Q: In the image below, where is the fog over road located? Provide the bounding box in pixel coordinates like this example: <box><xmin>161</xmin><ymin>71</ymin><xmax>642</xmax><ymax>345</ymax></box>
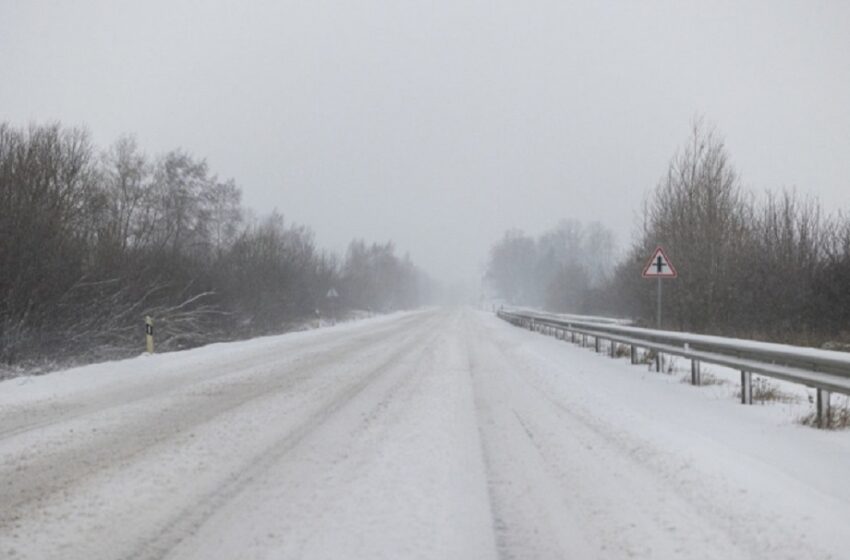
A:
<box><xmin>2</xmin><ymin>309</ymin><xmax>849</xmax><ymax>559</ymax></box>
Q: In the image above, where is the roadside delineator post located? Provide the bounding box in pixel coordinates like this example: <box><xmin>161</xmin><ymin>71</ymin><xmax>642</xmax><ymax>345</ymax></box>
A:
<box><xmin>145</xmin><ymin>316</ymin><xmax>154</xmax><ymax>354</ymax></box>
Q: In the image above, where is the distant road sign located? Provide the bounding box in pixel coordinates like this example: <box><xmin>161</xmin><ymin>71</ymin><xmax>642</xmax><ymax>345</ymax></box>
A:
<box><xmin>642</xmin><ymin>246</ymin><xmax>678</xmax><ymax>278</ymax></box>
<box><xmin>326</xmin><ymin>287</ymin><xmax>339</xmax><ymax>299</ymax></box>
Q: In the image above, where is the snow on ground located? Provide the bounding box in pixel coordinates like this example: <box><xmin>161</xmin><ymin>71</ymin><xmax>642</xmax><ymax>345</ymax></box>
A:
<box><xmin>1</xmin><ymin>308</ymin><xmax>850</xmax><ymax>559</ymax></box>
<box><xmin>484</xmin><ymin>318</ymin><xmax>850</xmax><ymax>558</ymax></box>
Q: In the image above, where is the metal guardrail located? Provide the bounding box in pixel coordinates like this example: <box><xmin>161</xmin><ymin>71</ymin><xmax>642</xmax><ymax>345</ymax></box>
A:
<box><xmin>498</xmin><ymin>309</ymin><xmax>850</xmax><ymax>429</ymax></box>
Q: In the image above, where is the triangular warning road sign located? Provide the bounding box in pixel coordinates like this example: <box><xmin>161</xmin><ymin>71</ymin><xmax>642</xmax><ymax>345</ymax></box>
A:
<box><xmin>642</xmin><ymin>246</ymin><xmax>677</xmax><ymax>278</ymax></box>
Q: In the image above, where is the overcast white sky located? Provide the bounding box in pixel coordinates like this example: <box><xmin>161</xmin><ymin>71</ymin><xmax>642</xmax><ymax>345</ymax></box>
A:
<box><xmin>2</xmin><ymin>1</ymin><xmax>849</xmax><ymax>284</ymax></box>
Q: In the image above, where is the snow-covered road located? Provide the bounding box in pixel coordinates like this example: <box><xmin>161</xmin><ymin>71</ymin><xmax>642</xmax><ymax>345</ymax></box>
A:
<box><xmin>2</xmin><ymin>308</ymin><xmax>850</xmax><ymax>559</ymax></box>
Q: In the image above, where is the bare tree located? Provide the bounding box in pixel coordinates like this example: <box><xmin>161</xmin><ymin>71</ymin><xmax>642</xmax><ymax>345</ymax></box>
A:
<box><xmin>0</xmin><ymin>121</ymin><xmax>429</xmax><ymax>373</ymax></box>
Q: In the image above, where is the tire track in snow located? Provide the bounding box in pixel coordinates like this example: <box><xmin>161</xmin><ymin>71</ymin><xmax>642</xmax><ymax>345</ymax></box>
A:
<box><xmin>0</xmin><ymin>313</ymin><xmax>425</xmax><ymax>441</ymax></box>
<box><xmin>121</xmin><ymin>315</ymin><xmax>448</xmax><ymax>560</ymax></box>
<box><xmin>465</xmin><ymin>316</ymin><xmax>594</xmax><ymax>560</ymax></box>
<box><xmin>0</xmin><ymin>312</ymin><xmax>441</xmax><ymax>537</ymax></box>
<box><xmin>161</xmin><ymin>308</ymin><xmax>498</xmax><ymax>560</ymax></box>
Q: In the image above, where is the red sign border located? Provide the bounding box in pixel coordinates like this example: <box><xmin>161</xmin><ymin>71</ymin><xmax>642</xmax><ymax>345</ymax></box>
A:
<box><xmin>642</xmin><ymin>246</ymin><xmax>678</xmax><ymax>279</ymax></box>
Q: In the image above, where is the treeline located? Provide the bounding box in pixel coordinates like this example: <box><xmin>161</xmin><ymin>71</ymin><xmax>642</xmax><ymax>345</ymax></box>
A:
<box><xmin>0</xmin><ymin>122</ymin><xmax>429</xmax><ymax>370</ymax></box>
<box><xmin>485</xmin><ymin>221</ymin><xmax>616</xmax><ymax>313</ymax></box>
<box><xmin>487</xmin><ymin>120</ymin><xmax>850</xmax><ymax>345</ymax></box>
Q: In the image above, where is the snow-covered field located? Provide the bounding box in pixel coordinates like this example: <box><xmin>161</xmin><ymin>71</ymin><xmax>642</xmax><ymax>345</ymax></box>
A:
<box><xmin>1</xmin><ymin>308</ymin><xmax>850</xmax><ymax>559</ymax></box>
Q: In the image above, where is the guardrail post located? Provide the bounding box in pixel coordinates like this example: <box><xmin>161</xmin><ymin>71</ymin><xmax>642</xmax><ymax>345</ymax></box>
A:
<box><xmin>594</xmin><ymin>337</ymin><xmax>600</xmax><ymax>353</ymax></box>
<box><xmin>740</xmin><ymin>371</ymin><xmax>752</xmax><ymax>404</ymax></box>
<box><xmin>817</xmin><ymin>389</ymin><xmax>832</xmax><ymax>429</ymax></box>
<box><xmin>630</xmin><ymin>345</ymin><xmax>637</xmax><ymax>364</ymax></box>
<box><xmin>571</xmin><ymin>331</ymin><xmax>576</xmax><ymax>343</ymax></box>
<box><xmin>610</xmin><ymin>341</ymin><xmax>617</xmax><ymax>358</ymax></box>
<box><xmin>691</xmin><ymin>360</ymin><xmax>701</xmax><ymax>386</ymax></box>
<box><xmin>655</xmin><ymin>352</ymin><xmax>662</xmax><ymax>372</ymax></box>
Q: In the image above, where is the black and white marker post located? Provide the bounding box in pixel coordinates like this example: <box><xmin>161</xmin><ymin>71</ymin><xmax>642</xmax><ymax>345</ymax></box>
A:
<box><xmin>145</xmin><ymin>315</ymin><xmax>154</xmax><ymax>354</ymax></box>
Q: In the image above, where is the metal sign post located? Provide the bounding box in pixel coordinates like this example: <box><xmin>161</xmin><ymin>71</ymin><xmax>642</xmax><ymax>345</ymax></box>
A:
<box><xmin>642</xmin><ymin>246</ymin><xmax>677</xmax><ymax>330</ymax></box>
<box><xmin>657</xmin><ymin>276</ymin><xmax>662</xmax><ymax>328</ymax></box>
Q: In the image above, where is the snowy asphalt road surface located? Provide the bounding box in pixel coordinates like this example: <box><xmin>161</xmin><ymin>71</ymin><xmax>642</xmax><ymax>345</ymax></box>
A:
<box><xmin>2</xmin><ymin>308</ymin><xmax>850</xmax><ymax>559</ymax></box>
